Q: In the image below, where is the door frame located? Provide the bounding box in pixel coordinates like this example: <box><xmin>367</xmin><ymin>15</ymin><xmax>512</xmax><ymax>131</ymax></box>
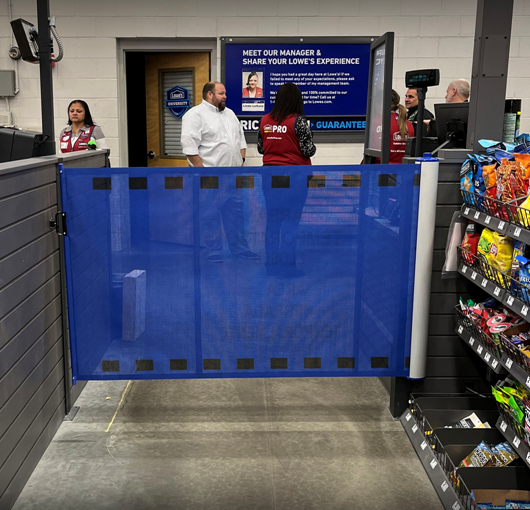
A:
<box><xmin>117</xmin><ymin>38</ymin><xmax>218</xmax><ymax>168</ymax></box>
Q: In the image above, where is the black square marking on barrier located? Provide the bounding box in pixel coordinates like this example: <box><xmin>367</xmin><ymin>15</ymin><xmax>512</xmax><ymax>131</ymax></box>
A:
<box><xmin>371</xmin><ymin>357</ymin><xmax>389</xmax><ymax>369</ymax></box>
<box><xmin>93</xmin><ymin>177</ymin><xmax>111</xmax><ymax>190</ymax></box>
<box><xmin>237</xmin><ymin>358</ymin><xmax>255</xmax><ymax>370</ymax></box>
<box><xmin>378</xmin><ymin>174</ymin><xmax>397</xmax><ymax>187</ymax></box>
<box><xmin>343</xmin><ymin>175</ymin><xmax>361</xmax><ymax>187</ymax></box>
<box><xmin>272</xmin><ymin>176</ymin><xmax>290</xmax><ymax>188</ymax></box>
<box><xmin>136</xmin><ymin>359</ymin><xmax>154</xmax><ymax>371</ymax></box>
<box><xmin>304</xmin><ymin>357</ymin><xmax>321</xmax><ymax>369</ymax></box>
<box><xmin>414</xmin><ymin>174</ymin><xmax>421</xmax><ymax>187</ymax></box>
<box><xmin>405</xmin><ymin>357</ymin><xmax>410</xmax><ymax>369</ymax></box>
<box><xmin>165</xmin><ymin>176</ymin><xmax>183</xmax><ymax>189</ymax></box>
<box><xmin>201</xmin><ymin>176</ymin><xmax>219</xmax><ymax>189</ymax></box>
<box><xmin>337</xmin><ymin>357</ymin><xmax>355</xmax><ymax>369</ymax></box>
<box><xmin>129</xmin><ymin>177</ymin><xmax>148</xmax><ymax>190</ymax></box>
<box><xmin>236</xmin><ymin>176</ymin><xmax>254</xmax><ymax>189</ymax></box>
<box><xmin>101</xmin><ymin>360</ymin><xmax>120</xmax><ymax>372</ymax></box>
<box><xmin>271</xmin><ymin>358</ymin><xmax>288</xmax><ymax>369</ymax></box>
<box><xmin>307</xmin><ymin>175</ymin><xmax>326</xmax><ymax>188</ymax></box>
<box><xmin>204</xmin><ymin>358</ymin><xmax>221</xmax><ymax>370</ymax></box>
<box><xmin>170</xmin><ymin>359</ymin><xmax>188</xmax><ymax>371</ymax></box>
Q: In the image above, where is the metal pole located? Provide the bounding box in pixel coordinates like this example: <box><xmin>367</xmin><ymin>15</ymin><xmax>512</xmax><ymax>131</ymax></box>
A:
<box><xmin>409</xmin><ymin>157</ymin><xmax>439</xmax><ymax>379</ymax></box>
<box><xmin>414</xmin><ymin>87</ymin><xmax>427</xmax><ymax>158</ymax></box>
<box><xmin>37</xmin><ymin>0</ymin><xmax>56</xmax><ymax>155</ymax></box>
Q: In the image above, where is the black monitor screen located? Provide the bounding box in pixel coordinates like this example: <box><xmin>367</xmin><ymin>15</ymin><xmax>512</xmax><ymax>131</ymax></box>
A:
<box><xmin>434</xmin><ymin>102</ymin><xmax>469</xmax><ymax>147</ymax></box>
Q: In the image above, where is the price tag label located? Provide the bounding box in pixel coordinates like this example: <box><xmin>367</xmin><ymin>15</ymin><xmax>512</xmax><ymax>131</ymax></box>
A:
<box><xmin>515</xmin><ymin>227</ymin><xmax>522</xmax><ymax>237</ymax></box>
<box><xmin>499</xmin><ymin>221</ymin><xmax>506</xmax><ymax>230</ymax></box>
<box><xmin>474</xmin><ymin>210</ymin><xmax>480</xmax><ymax>220</ymax></box>
<box><xmin>469</xmin><ymin>337</ymin><xmax>475</xmax><ymax>346</ymax></box>
<box><xmin>526</xmin><ymin>452</ymin><xmax>530</xmax><ymax>464</ymax></box>
<box><xmin>501</xmin><ymin>421</ymin><xmax>508</xmax><ymax>432</ymax></box>
<box><xmin>421</xmin><ymin>440</ymin><xmax>428</xmax><ymax>451</ymax></box>
<box><xmin>485</xmin><ymin>215</ymin><xmax>491</xmax><ymax>224</ymax></box>
<box><xmin>494</xmin><ymin>287</ymin><xmax>501</xmax><ymax>297</ymax></box>
<box><xmin>522</xmin><ymin>305</ymin><xmax>529</xmax><ymax>316</ymax></box>
<box><xmin>514</xmin><ymin>436</ymin><xmax>521</xmax><ymax>449</ymax></box>
<box><xmin>464</xmin><ymin>207</ymin><xmax>470</xmax><ymax>215</ymax></box>
<box><xmin>458</xmin><ymin>325</ymin><xmax>464</xmax><ymax>335</ymax></box>
<box><xmin>412</xmin><ymin>424</ymin><xmax>418</xmax><ymax>434</ymax></box>
<box><xmin>441</xmin><ymin>481</ymin><xmax>449</xmax><ymax>493</ymax></box>
<box><xmin>477</xmin><ymin>345</ymin><xmax>483</xmax><ymax>355</ymax></box>
<box><xmin>506</xmin><ymin>358</ymin><xmax>513</xmax><ymax>369</ymax></box>
<box><xmin>507</xmin><ymin>296</ymin><xmax>515</xmax><ymax>306</ymax></box>
<box><xmin>471</xmin><ymin>271</ymin><xmax>478</xmax><ymax>280</ymax></box>
<box><xmin>452</xmin><ymin>502</ymin><xmax>461</xmax><ymax>510</ymax></box>
<box><xmin>484</xmin><ymin>352</ymin><xmax>491</xmax><ymax>363</ymax></box>
<box><xmin>525</xmin><ymin>376</ymin><xmax>530</xmax><ymax>388</ymax></box>
<box><xmin>481</xmin><ymin>278</ymin><xmax>488</xmax><ymax>288</ymax></box>
<box><xmin>492</xmin><ymin>359</ymin><xmax>499</xmax><ymax>369</ymax></box>
<box><xmin>461</xmin><ymin>265</ymin><xmax>467</xmax><ymax>274</ymax></box>
<box><xmin>406</xmin><ymin>413</ymin><xmax>412</xmax><ymax>422</ymax></box>
<box><xmin>430</xmin><ymin>458</ymin><xmax>437</xmax><ymax>470</ymax></box>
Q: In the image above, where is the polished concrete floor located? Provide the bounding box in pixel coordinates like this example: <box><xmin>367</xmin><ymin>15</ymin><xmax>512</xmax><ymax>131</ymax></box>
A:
<box><xmin>13</xmin><ymin>378</ymin><xmax>442</xmax><ymax>510</ymax></box>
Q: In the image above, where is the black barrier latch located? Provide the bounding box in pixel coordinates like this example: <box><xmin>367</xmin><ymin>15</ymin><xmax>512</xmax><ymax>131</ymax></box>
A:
<box><xmin>49</xmin><ymin>212</ymin><xmax>67</xmax><ymax>236</ymax></box>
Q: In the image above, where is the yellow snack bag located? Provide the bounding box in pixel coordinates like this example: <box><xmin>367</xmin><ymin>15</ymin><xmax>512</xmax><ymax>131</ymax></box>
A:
<box><xmin>477</xmin><ymin>229</ymin><xmax>513</xmax><ymax>285</ymax></box>
<box><xmin>517</xmin><ymin>195</ymin><xmax>530</xmax><ymax>227</ymax></box>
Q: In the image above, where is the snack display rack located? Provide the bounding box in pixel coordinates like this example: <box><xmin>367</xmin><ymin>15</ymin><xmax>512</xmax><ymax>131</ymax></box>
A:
<box><xmin>402</xmin><ymin>181</ymin><xmax>530</xmax><ymax>510</ymax></box>
<box><xmin>401</xmin><ymin>395</ymin><xmax>530</xmax><ymax>510</ymax></box>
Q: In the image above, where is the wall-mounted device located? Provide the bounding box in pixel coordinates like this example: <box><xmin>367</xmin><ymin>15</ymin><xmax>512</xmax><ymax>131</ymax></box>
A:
<box><xmin>10</xmin><ymin>17</ymin><xmax>64</xmax><ymax>64</ymax></box>
<box><xmin>10</xmin><ymin>19</ymin><xmax>39</xmax><ymax>63</ymax></box>
<box><xmin>405</xmin><ymin>69</ymin><xmax>440</xmax><ymax>89</ymax></box>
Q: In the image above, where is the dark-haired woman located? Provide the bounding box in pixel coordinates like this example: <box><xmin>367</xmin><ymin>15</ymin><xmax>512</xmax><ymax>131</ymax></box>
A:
<box><xmin>242</xmin><ymin>72</ymin><xmax>263</xmax><ymax>98</ymax></box>
<box><xmin>59</xmin><ymin>100</ymin><xmax>107</xmax><ymax>153</ymax></box>
<box><xmin>388</xmin><ymin>90</ymin><xmax>414</xmax><ymax>164</ymax></box>
<box><xmin>258</xmin><ymin>83</ymin><xmax>316</xmax><ymax>278</ymax></box>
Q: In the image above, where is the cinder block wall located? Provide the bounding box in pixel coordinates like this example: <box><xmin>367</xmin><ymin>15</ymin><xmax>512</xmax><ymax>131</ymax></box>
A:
<box><xmin>0</xmin><ymin>0</ymin><xmax>528</xmax><ymax>167</ymax></box>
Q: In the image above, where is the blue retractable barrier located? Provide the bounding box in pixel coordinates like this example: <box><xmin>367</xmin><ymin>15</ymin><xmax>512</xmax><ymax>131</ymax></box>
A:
<box><xmin>60</xmin><ymin>164</ymin><xmax>419</xmax><ymax>381</ymax></box>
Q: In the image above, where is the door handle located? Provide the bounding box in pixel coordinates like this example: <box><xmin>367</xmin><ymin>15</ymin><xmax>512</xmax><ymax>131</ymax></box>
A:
<box><xmin>148</xmin><ymin>151</ymin><xmax>157</xmax><ymax>159</ymax></box>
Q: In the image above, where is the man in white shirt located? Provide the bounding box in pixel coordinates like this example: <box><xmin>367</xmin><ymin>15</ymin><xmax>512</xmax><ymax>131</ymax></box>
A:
<box><xmin>181</xmin><ymin>82</ymin><xmax>258</xmax><ymax>262</ymax></box>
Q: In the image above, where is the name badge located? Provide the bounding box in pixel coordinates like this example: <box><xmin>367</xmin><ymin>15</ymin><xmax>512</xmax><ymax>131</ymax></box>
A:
<box><xmin>60</xmin><ymin>142</ymin><xmax>68</xmax><ymax>149</ymax></box>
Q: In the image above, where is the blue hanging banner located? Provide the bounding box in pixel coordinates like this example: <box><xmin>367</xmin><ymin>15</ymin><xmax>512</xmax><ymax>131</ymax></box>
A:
<box><xmin>164</xmin><ymin>85</ymin><xmax>191</xmax><ymax>119</ymax></box>
<box><xmin>60</xmin><ymin>164</ymin><xmax>419</xmax><ymax>381</ymax></box>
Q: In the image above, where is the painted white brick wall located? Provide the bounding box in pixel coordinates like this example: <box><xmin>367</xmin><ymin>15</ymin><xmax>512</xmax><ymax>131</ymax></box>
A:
<box><xmin>0</xmin><ymin>0</ymin><xmax>528</xmax><ymax>168</ymax></box>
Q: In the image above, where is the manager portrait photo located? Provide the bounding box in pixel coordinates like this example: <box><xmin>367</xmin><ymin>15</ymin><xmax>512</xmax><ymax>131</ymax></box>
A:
<box><xmin>242</xmin><ymin>72</ymin><xmax>264</xmax><ymax>98</ymax></box>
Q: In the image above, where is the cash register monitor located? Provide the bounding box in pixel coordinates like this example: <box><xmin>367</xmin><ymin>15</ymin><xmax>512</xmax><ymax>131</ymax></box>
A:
<box><xmin>434</xmin><ymin>102</ymin><xmax>469</xmax><ymax>150</ymax></box>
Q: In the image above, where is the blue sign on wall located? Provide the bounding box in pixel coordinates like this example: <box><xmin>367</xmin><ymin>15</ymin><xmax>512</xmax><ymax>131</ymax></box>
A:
<box><xmin>165</xmin><ymin>85</ymin><xmax>191</xmax><ymax>119</ymax></box>
<box><xmin>222</xmin><ymin>39</ymin><xmax>372</xmax><ymax>132</ymax></box>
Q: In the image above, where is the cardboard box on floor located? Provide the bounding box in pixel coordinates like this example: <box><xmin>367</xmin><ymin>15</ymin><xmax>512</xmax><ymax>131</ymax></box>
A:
<box><xmin>473</xmin><ymin>489</ymin><xmax>530</xmax><ymax>506</ymax></box>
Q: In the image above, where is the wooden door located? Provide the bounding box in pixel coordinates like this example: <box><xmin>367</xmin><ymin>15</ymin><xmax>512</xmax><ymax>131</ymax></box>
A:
<box><xmin>145</xmin><ymin>53</ymin><xmax>210</xmax><ymax>167</ymax></box>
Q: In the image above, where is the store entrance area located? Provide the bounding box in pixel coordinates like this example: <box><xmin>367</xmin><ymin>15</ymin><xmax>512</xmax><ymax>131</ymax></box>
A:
<box><xmin>12</xmin><ymin>377</ymin><xmax>441</xmax><ymax>510</ymax></box>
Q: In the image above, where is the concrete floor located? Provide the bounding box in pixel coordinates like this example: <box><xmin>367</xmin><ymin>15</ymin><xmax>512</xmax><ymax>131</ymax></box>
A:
<box><xmin>13</xmin><ymin>377</ymin><xmax>442</xmax><ymax>510</ymax></box>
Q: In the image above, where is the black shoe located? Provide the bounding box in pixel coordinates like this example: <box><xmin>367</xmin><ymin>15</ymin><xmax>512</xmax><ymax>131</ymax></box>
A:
<box><xmin>237</xmin><ymin>250</ymin><xmax>260</xmax><ymax>260</ymax></box>
<box><xmin>207</xmin><ymin>254</ymin><xmax>223</xmax><ymax>263</ymax></box>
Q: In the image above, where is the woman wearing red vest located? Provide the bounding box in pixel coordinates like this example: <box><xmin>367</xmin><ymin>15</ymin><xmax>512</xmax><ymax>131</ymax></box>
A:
<box><xmin>258</xmin><ymin>83</ymin><xmax>316</xmax><ymax>278</ymax></box>
<box><xmin>59</xmin><ymin>100</ymin><xmax>107</xmax><ymax>153</ymax></box>
<box><xmin>388</xmin><ymin>90</ymin><xmax>414</xmax><ymax>164</ymax></box>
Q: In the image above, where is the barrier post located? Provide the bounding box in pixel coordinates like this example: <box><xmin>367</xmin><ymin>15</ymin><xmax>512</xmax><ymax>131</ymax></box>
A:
<box><xmin>409</xmin><ymin>154</ymin><xmax>439</xmax><ymax>379</ymax></box>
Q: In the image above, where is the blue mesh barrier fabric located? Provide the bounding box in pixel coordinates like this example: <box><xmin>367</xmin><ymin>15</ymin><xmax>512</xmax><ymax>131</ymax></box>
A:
<box><xmin>60</xmin><ymin>164</ymin><xmax>419</xmax><ymax>381</ymax></box>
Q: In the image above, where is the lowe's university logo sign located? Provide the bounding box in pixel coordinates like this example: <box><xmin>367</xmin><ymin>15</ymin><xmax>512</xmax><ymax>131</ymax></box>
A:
<box><xmin>165</xmin><ymin>85</ymin><xmax>191</xmax><ymax>119</ymax></box>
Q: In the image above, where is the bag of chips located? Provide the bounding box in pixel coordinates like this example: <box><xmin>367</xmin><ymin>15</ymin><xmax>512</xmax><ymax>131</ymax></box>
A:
<box><xmin>462</xmin><ymin>223</ymin><xmax>481</xmax><ymax>264</ymax></box>
<box><xmin>478</xmin><ymin>229</ymin><xmax>513</xmax><ymax>285</ymax></box>
<box><xmin>461</xmin><ymin>158</ymin><xmax>476</xmax><ymax>205</ymax></box>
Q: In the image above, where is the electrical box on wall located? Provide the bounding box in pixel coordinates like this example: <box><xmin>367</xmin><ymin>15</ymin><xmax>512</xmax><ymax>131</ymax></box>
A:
<box><xmin>0</xmin><ymin>70</ymin><xmax>16</xmax><ymax>97</ymax></box>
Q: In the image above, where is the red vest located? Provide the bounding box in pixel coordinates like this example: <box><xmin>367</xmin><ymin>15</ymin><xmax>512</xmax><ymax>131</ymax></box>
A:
<box><xmin>60</xmin><ymin>126</ymin><xmax>95</xmax><ymax>153</ymax></box>
<box><xmin>389</xmin><ymin>114</ymin><xmax>414</xmax><ymax>164</ymax></box>
<box><xmin>260</xmin><ymin>114</ymin><xmax>311</xmax><ymax>166</ymax></box>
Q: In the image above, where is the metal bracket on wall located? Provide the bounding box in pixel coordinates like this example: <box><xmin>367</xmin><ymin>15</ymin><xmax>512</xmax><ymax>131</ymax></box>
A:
<box><xmin>49</xmin><ymin>211</ymin><xmax>67</xmax><ymax>236</ymax></box>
